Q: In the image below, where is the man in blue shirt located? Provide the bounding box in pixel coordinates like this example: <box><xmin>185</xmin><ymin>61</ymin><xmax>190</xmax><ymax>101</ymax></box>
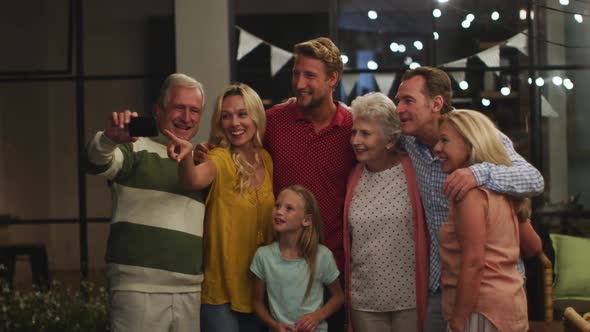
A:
<box><xmin>394</xmin><ymin>66</ymin><xmax>544</xmax><ymax>331</ymax></box>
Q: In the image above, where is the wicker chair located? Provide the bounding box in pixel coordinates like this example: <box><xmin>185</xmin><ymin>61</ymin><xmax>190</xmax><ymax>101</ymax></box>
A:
<box><xmin>564</xmin><ymin>307</ymin><xmax>590</xmax><ymax>332</ymax></box>
<box><xmin>539</xmin><ymin>252</ymin><xmax>554</xmax><ymax>322</ymax></box>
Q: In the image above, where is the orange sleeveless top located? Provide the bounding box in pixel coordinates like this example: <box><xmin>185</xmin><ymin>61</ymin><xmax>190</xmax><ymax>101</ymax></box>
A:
<box><xmin>439</xmin><ymin>188</ymin><xmax>528</xmax><ymax>332</ymax></box>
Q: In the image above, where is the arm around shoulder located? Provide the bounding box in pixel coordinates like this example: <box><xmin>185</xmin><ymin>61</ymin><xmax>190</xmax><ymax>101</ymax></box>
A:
<box><xmin>470</xmin><ymin>132</ymin><xmax>544</xmax><ymax>196</ymax></box>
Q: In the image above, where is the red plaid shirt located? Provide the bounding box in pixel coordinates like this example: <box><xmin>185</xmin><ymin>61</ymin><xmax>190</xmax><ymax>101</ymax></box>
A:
<box><xmin>264</xmin><ymin>101</ymin><xmax>355</xmax><ymax>270</ymax></box>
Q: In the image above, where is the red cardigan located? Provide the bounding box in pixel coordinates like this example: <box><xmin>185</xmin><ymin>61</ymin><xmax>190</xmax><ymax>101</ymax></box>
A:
<box><xmin>343</xmin><ymin>155</ymin><xmax>429</xmax><ymax>332</ymax></box>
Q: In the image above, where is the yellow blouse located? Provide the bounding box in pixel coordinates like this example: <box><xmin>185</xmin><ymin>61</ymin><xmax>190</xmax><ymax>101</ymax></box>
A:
<box><xmin>201</xmin><ymin>147</ymin><xmax>274</xmax><ymax>313</ymax></box>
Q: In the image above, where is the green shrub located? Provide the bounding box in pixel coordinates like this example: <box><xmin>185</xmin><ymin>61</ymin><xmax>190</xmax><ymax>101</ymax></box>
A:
<box><xmin>0</xmin><ymin>266</ymin><xmax>109</xmax><ymax>332</ymax></box>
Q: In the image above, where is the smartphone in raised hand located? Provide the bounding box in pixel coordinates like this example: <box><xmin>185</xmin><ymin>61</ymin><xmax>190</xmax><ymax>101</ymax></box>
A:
<box><xmin>129</xmin><ymin>117</ymin><xmax>158</xmax><ymax>137</ymax></box>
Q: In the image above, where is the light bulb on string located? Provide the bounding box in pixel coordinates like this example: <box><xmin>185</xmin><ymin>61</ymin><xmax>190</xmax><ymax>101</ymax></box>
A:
<box><xmin>491</xmin><ymin>11</ymin><xmax>500</xmax><ymax>21</ymax></box>
<box><xmin>500</xmin><ymin>87</ymin><xmax>511</xmax><ymax>96</ymax></box>
<box><xmin>368</xmin><ymin>10</ymin><xmax>378</xmax><ymax>20</ymax></box>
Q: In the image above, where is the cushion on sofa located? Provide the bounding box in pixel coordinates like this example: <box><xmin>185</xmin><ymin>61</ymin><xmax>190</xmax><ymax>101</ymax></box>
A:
<box><xmin>550</xmin><ymin>234</ymin><xmax>590</xmax><ymax>301</ymax></box>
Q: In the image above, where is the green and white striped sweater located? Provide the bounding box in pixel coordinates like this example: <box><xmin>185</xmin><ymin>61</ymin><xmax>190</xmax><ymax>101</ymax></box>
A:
<box><xmin>86</xmin><ymin>132</ymin><xmax>206</xmax><ymax>293</ymax></box>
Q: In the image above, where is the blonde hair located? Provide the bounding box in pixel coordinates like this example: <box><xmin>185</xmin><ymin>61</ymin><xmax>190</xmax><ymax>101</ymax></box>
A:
<box><xmin>209</xmin><ymin>83</ymin><xmax>266</xmax><ymax>194</ymax></box>
<box><xmin>440</xmin><ymin>109</ymin><xmax>510</xmax><ymax>166</ymax></box>
<box><xmin>157</xmin><ymin>73</ymin><xmax>205</xmax><ymax>109</ymax></box>
<box><xmin>294</xmin><ymin>37</ymin><xmax>343</xmax><ymax>80</ymax></box>
<box><xmin>351</xmin><ymin>92</ymin><xmax>401</xmax><ymax>150</ymax></box>
<box><xmin>440</xmin><ymin>109</ymin><xmax>530</xmax><ymax>222</ymax></box>
<box><xmin>279</xmin><ymin>185</ymin><xmax>324</xmax><ymax>301</ymax></box>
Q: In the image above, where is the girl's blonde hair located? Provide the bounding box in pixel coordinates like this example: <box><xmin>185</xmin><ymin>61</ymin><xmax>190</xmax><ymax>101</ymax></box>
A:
<box><xmin>209</xmin><ymin>83</ymin><xmax>266</xmax><ymax>193</ymax></box>
<box><xmin>280</xmin><ymin>185</ymin><xmax>324</xmax><ymax>301</ymax></box>
<box><xmin>440</xmin><ymin>109</ymin><xmax>530</xmax><ymax>222</ymax></box>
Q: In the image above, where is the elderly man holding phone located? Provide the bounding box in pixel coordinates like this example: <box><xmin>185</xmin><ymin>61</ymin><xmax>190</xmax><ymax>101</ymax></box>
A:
<box><xmin>85</xmin><ymin>73</ymin><xmax>207</xmax><ymax>332</ymax></box>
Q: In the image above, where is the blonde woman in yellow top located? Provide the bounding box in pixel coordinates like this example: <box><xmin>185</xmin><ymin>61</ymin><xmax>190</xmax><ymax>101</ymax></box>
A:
<box><xmin>166</xmin><ymin>83</ymin><xmax>274</xmax><ymax>332</ymax></box>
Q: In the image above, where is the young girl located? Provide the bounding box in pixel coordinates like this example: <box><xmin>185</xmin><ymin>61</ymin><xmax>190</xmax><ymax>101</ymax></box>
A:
<box><xmin>250</xmin><ymin>185</ymin><xmax>344</xmax><ymax>332</ymax></box>
<box><xmin>166</xmin><ymin>83</ymin><xmax>274</xmax><ymax>331</ymax></box>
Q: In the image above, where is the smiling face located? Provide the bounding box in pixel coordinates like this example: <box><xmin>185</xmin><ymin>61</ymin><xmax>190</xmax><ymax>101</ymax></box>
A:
<box><xmin>291</xmin><ymin>55</ymin><xmax>338</xmax><ymax>110</ymax></box>
<box><xmin>350</xmin><ymin>119</ymin><xmax>392</xmax><ymax>164</ymax></box>
<box><xmin>272</xmin><ymin>189</ymin><xmax>311</xmax><ymax>235</ymax></box>
<box><xmin>155</xmin><ymin>86</ymin><xmax>203</xmax><ymax>141</ymax></box>
<box><xmin>433</xmin><ymin>120</ymin><xmax>472</xmax><ymax>173</ymax></box>
<box><xmin>394</xmin><ymin>75</ymin><xmax>441</xmax><ymax>145</ymax></box>
<box><xmin>220</xmin><ymin>95</ymin><xmax>257</xmax><ymax>150</ymax></box>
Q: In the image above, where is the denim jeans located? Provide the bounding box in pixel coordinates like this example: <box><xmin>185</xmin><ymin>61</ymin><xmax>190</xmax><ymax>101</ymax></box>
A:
<box><xmin>200</xmin><ymin>303</ymin><xmax>261</xmax><ymax>332</ymax></box>
<box><xmin>424</xmin><ymin>291</ymin><xmax>447</xmax><ymax>332</ymax></box>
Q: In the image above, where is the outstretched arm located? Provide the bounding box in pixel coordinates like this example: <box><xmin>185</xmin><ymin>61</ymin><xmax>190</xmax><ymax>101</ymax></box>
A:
<box><xmin>164</xmin><ymin>129</ymin><xmax>216</xmax><ymax>190</ymax></box>
<box><xmin>86</xmin><ymin>110</ymin><xmax>139</xmax><ymax>179</ymax></box>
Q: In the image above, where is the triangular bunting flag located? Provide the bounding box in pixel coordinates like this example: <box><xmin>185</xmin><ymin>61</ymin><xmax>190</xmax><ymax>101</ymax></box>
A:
<box><xmin>341</xmin><ymin>73</ymin><xmax>359</xmax><ymax>100</ymax></box>
<box><xmin>541</xmin><ymin>95</ymin><xmax>559</xmax><ymax>118</ymax></box>
<box><xmin>374</xmin><ymin>73</ymin><xmax>396</xmax><ymax>95</ymax></box>
<box><xmin>237</xmin><ymin>29</ymin><xmax>263</xmax><ymax>60</ymax></box>
<box><xmin>476</xmin><ymin>45</ymin><xmax>500</xmax><ymax>68</ymax></box>
<box><xmin>270</xmin><ymin>45</ymin><xmax>293</xmax><ymax>77</ymax></box>
<box><xmin>506</xmin><ymin>30</ymin><xmax>528</xmax><ymax>56</ymax></box>
<box><xmin>442</xmin><ymin>58</ymin><xmax>468</xmax><ymax>83</ymax></box>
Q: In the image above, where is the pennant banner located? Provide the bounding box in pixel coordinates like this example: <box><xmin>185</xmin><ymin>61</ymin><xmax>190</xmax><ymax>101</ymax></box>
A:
<box><xmin>237</xmin><ymin>29</ymin><xmax>263</xmax><ymax>60</ymax></box>
<box><xmin>476</xmin><ymin>45</ymin><xmax>500</xmax><ymax>68</ymax></box>
<box><xmin>541</xmin><ymin>95</ymin><xmax>559</xmax><ymax>118</ymax></box>
<box><xmin>270</xmin><ymin>45</ymin><xmax>293</xmax><ymax>77</ymax></box>
<box><xmin>374</xmin><ymin>73</ymin><xmax>396</xmax><ymax>95</ymax></box>
<box><xmin>506</xmin><ymin>30</ymin><xmax>528</xmax><ymax>56</ymax></box>
<box><xmin>442</xmin><ymin>58</ymin><xmax>468</xmax><ymax>83</ymax></box>
<box><xmin>341</xmin><ymin>73</ymin><xmax>359</xmax><ymax>100</ymax></box>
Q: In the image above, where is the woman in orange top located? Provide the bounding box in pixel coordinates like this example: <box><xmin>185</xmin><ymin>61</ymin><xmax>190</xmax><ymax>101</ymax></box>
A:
<box><xmin>166</xmin><ymin>83</ymin><xmax>274</xmax><ymax>332</ymax></box>
<box><xmin>433</xmin><ymin>109</ymin><xmax>541</xmax><ymax>332</ymax></box>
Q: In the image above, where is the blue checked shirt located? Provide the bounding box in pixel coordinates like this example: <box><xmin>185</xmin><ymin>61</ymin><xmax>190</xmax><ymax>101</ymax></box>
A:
<box><xmin>400</xmin><ymin>132</ymin><xmax>544</xmax><ymax>291</ymax></box>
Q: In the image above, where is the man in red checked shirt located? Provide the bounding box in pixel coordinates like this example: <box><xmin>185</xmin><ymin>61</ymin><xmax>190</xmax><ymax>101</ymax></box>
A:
<box><xmin>263</xmin><ymin>37</ymin><xmax>355</xmax><ymax>332</ymax></box>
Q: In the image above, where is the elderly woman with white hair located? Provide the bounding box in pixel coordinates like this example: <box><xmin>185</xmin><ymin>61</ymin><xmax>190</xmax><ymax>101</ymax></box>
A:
<box><xmin>343</xmin><ymin>92</ymin><xmax>428</xmax><ymax>332</ymax></box>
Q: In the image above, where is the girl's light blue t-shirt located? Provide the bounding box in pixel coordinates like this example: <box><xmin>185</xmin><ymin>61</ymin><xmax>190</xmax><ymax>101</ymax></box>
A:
<box><xmin>250</xmin><ymin>241</ymin><xmax>340</xmax><ymax>332</ymax></box>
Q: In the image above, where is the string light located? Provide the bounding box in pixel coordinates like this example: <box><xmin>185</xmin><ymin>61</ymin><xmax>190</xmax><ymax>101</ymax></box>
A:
<box><xmin>491</xmin><ymin>11</ymin><xmax>500</xmax><ymax>21</ymax></box>
<box><xmin>390</xmin><ymin>42</ymin><xmax>399</xmax><ymax>52</ymax></box>
<box><xmin>433</xmin><ymin>32</ymin><xmax>440</xmax><ymax>40</ymax></box>
<box><xmin>368</xmin><ymin>10</ymin><xmax>378</xmax><ymax>20</ymax></box>
<box><xmin>574</xmin><ymin>14</ymin><xmax>583</xmax><ymax>23</ymax></box>
<box><xmin>466</xmin><ymin>13</ymin><xmax>475</xmax><ymax>22</ymax></box>
<box><xmin>341</xmin><ymin>55</ymin><xmax>349</xmax><ymax>65</ymax></box>
<box><xmin>564</xmin><ymin>78</ymin><xmax>574</xmax><ymax>90</ymax></box>
<box><xmin>481</xmin><ymin>98</ymin><xmax>491</xmax><ymax>106</ymax></box>
<box><xmin>409</xmin><ymin>62</ymin><xmax>421</xmax><ymax>69</ymax></box>
<box><xmin>552</xmin><ymin>76</ymin><xmax>563</xmax><ymax>86</ymax></box>
<box><xmin>559</xmin><ymin>0</ymin><xmax>569</xmax><ymax>5</ymax></box>
<box><xmin>433</xmin><ymin>9</ymin><xmax>442</xmax><ymax>18</ymax></box>
<box><xmin>461</xmin><ymin>20</ymin><xmax>471</xmax><ymax>28</ymax></box>
<box><xmin>367</xmin><ymin>60</ymin><xmax>378</xmax><ymax>70</ymax></box>
<box><xmin>404</xmin><ymin>57</ymin><xmax>413</xmax><ymax>65</ymax></box>
<box><xmin>398</xmin><ymin>44</ymin><xmax>407</xmax><ymax>53</ymax></box>
<box><xmin>520</xmin><ymin>9</ymin><xmax>527</xmax><ymax>20</ymax></box>
<box><xmin>437</xmin><ymin>0</ymin><xmax>448</xmax><ymax>3</ymax></box>
<box><xmin>459</xmin><ymin>81</ymin><xmax>469</xmax><ymax>90</ymax></box>
<box><xmin>500</xmin><ymin>87</ymin><xmax>511</xmax><ymax>95</ymax></box>
<box><xmin>528</xmin><ymin>78</ymin><xmax>533</xmax><ymax>85</ymax></box>
<box><xmin>414</xmin><ymin>41</ymin><xmax>424</xmax><ymax>50</ymax></box>
<box><xmin>535</xmin><ymin>77</ymin><xmax>545</xmax><ymax>87</ymax></box>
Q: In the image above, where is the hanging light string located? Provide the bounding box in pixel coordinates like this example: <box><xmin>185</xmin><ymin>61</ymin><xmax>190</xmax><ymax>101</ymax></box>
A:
<box><xmin>439</xmin><ymin>1</ymin><xmax>590</xmax><ymax>49</ymax></box>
